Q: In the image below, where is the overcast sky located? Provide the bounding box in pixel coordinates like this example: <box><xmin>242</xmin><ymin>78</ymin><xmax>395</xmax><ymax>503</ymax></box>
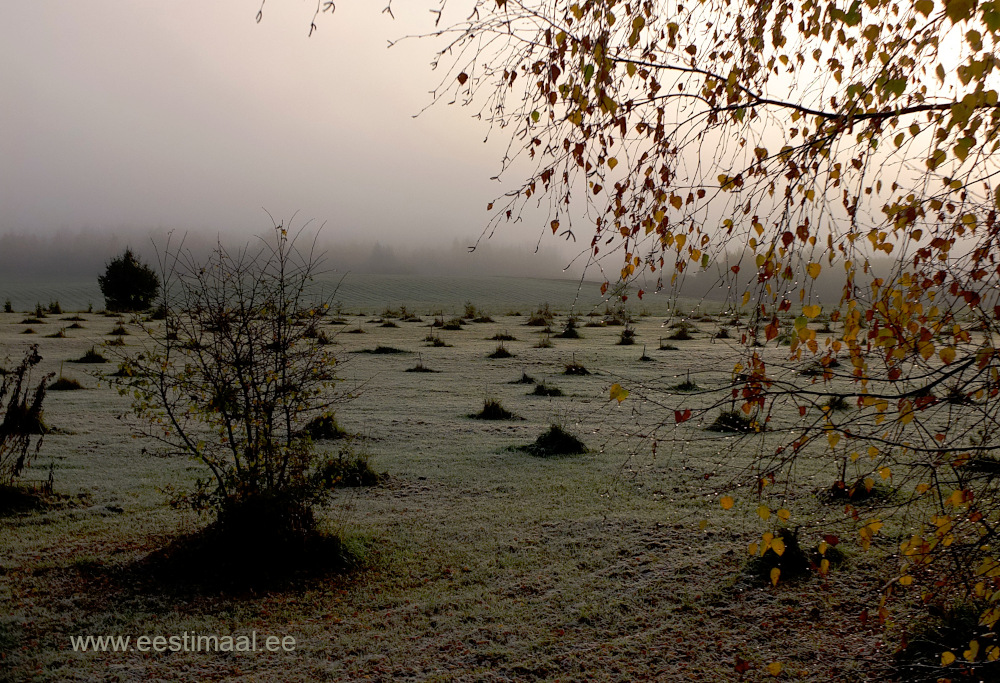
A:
<box><xmin>0</xmin><ymin>1</ymin><xmax>583</xmax><ymax>271</ymax></box>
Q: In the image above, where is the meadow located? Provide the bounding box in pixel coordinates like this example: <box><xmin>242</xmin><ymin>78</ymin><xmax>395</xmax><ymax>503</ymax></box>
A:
<box><xmin>0</xmin><ymin>297</ymin><xmax>902</xmax><ymax>682</ymax></box>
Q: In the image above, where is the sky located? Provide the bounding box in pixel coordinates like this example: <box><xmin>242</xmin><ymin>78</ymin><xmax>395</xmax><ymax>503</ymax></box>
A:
<box><xmin>0</xmin><ymin>1</ymin><xmax>583</xmax><ymax>276</ymax></box>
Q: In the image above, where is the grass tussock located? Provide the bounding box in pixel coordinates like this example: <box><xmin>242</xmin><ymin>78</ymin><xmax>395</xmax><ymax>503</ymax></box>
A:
<box><xmin>531</xmin><ymin>382</ymin><xmax>563</xmax><ymax>397</ymax></box>
<box><xmin>70</xmin><ymin>347</ymin><xmax>108</xmax><ymax>364</ymax></box>
<box><xmin>302</xmin><ymin>414</ymin><xmax>347</xmax><ymax>440</ymax></box>
<box><xmin>822</xmin><ymin>395</ymin><xmax>851</xmax><ymax>411</ymax></box>
<box><xmin>49</xmin><ymin>377</ymin><xmax>84</xmax><ymax>391</ymax></box>
<box><xmin>617</xmin><ymin>326</ymin><xmax>637</xmax><ymax>345</ymax></box>
<box><xmin>405</xmin><ymin>359</ymin><xmax>439</xmax><ymax>372</ymax></box>
<box><xmin>470</xmin><ymin>398</ymin><xmax>520</xmax><ymax>421</ymax></box>
<box><xmin>534</xmin><ymin>335</ymin><xmax>553</xmax><ymax>348</ymax></box>
<box><xmin>361</xmin><ymin>345</ymin><xmax>410</xmax><ymax>355</ymax></box>
<box><xmin>564</xmin><ymin>360</ymin><xmax>590</xmax><ymax>375</ymax></box>
<box><xmin>519</xmin><ymin>424</ymin><xmax>587</xmax><ymax>457</ymax></box>
<box><xmin>316</xmin><ymin>450</ymin><xmax>388</xmax><ymax>489</ymax></box>
<box><xmin>743</xmin><ymin>528</ymin><xmax>845</xmax><ymax>586</ymax></box>
<box><xmin>822</xmin><ymin>478</ymin><xmax>896</xmax><ymax>505</ymax></box>
<box><xmin>511</xmin><ymin>370</ymin><xmax>535</xmax><ymax>384</ymax></box>
<box><xmin>706</xmin><ymin>409</ymin><xmax>761</xmax><ymax>433</ymax></box>
<box><xmin>488</xmin><ymin>344</ymin><xmax>514</xmax><ymax>359</ymax></box>
<box><xmin>490</xmin><ymin>331</ymin><xmax>516</xmax><ymax>341</ymax></box>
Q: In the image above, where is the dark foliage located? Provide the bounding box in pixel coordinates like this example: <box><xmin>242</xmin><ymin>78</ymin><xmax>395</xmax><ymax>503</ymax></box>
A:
<box><xmin>98</xmin><ymin>248</ymin><xmax>160</xmax><ymax>312</ymax></box>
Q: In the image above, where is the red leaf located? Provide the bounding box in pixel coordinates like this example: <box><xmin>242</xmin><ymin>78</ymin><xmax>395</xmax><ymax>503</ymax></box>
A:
<box><xmin>734</xmin><ymin>656</ymin><xmax>751</xmax><ymax>674</ymax></box>
<box><xmin>823</xmin><ymin>534</ymin><xmax>840</xmax><ymax>546</ymax></box>
<box><xmin>798</xmin><ymin>405</ymin><xmax>807</xmax><ymax>416</ymax></box>
<box><xmin>674</xmin><ymin>409</ymin><xmax>692</xmax><ymax>423</ymax></box>
<box><xmin>731</xmin><ymin>265</ymin><xmax>740</xmax><ymax>274</ymax></box>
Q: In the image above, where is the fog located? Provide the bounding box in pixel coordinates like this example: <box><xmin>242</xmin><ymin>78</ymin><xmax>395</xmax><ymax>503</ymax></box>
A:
<box><xmin>1</xmin><ymin>1</ymin><xmax>574</xmax><ymax>273</ymax></box>
<box><xmin>0</xmin><ymin>229</ymin><xmax>588</xmax><ymax>283</ymax></box>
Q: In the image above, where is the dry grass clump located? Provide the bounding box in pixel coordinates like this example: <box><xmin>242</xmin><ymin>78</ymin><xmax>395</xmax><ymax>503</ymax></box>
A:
<box><xmin>48</xmin><ymin>377</ymin><xmax>84</xmax><ymax>391</ymax></box>
<box><xmin>488</xmin><ymin>344</ymin><xmax>514</xmax><ymax>359</ymax></box>
<box><xmin>405</xmin><ymin>356</ymin><xmax>439</xmax><ymax>373</ymax></box>
<box><xmin>670</xmin><ymin>375</ymin><xmax>699</xmax><ymax>391</ymax></box>
<box><xmin>617</xmin><ymin>326</ymin><xmax>637</xmax><ymax>345</ymax></box>
<box><xmin>518</xmin><ymin>424</ymin><xmax>587</xmax><ymax>456</ymax></box>
<box><xmin>361</xmin><ymin>345</ymin><xmax>410</xmax><ymax>355</ymax></box>
<box><xmin>554</xmin><ymin>318</ymin><xmax>582</xmax><ymax>339</ymax></box>
<box><xmin>706</xmin><ymin>409</ymin><xmax>759</xmax><ymax>432</ymax></box>
<box><xmin>469</xmin><ymin>398</ymin><xmax>520</xmax><ymax>421</ymax></box>
<box><xmin>69</xmin><ymin>347</ymin><xmax>107</xmax><ymax>364</ymax></box>
<box><xmin>564</xmin><ymin>358</ymin><xmax>590</xmax><ymax>375</ymax></box>
<box><xmin>315</xmin><ymin>449</ymin><xmax>387</xmax><ymax>489</ymax></box>
<box><xmin>511</xmin><ymin>370</ymin><xmax>535</xmax><ymax>384</ymax></box>
<box><xmin>302</xmin><ymin>414</ymin><xmax>347</xmax><ymax>440</ymax></box>
<box><xmin>531</xmin><ymin>382</ymin><xmax>563</xmax><ymax>397</ymax></box>
<box><xmin>490</xmin><ymin>331</ymin><xmax>516</xmax><ymax>341</ymax></box>
<box><xmin>742</xmin><ymin>528</ymin><xmax>846</xmax><ymax>586</ymax></box>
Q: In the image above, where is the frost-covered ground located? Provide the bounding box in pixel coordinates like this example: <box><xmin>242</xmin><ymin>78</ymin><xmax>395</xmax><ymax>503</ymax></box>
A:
<box><xmin>1</xmin><ymin>306</ymin><xmax>895</xmax><ymax>682</ymax></box>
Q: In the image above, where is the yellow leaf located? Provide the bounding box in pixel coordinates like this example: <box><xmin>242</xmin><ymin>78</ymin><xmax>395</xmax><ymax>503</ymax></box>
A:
<box><xmin>772</xmin><ymin>537</ymin><xmax>786</xmax><ymax>556</ymax></box>
<box><xmin>820</xmin><ymin>558</ymin><xmax>830</xmax><ymax>575</ymax></box>
<box><xmin>807</xmin><ymin>262</ymin><xmax>822</xmax><ymax>279</ymax></box>
<box><xmin>915</xmin><ymin>0</ymin><xmax>933</xmax><ymax>16</ymax></box>
<box><xmin>609</xmin><ymin>383</ymin><xmax>629</xmax><ymax>403</ymax></box>
<box><xmin>879</xmin><ymin>467</ymin><xmax>891</xmax><ymax>480</ymax></box>
<box><xmin>777</xmin><ymin>508</ymin><xmax>791</xmax><ymax>521</ymax></box>
<box><xmin>900</xmin><ymin>575</ymin><xmax>913</xmax><ymax>585</ymax></box>
<box><xmin>757</xmin><ymin>504</ymin><xmax>771</xmax><ymax>521</ymax></box>
<box><xmin>802</xmin><ymin>304</ymin><xmax>821</xmax><ymax>318</ymax></box>
<box><xmin>962</xmin><ymin>640</ymin><xmax>979</xmax><ymax>662</ymax></box>
<box><xmin>767</xmin><ymin>661</ymin><xmax>782</xmax><ymax>676</ymax></box>
<box><xmin>940</xmin><ymin>347</ymin><xmax>956</xmax><ymax>364</ymax></box>
<box><xmin>748</xmin><ymin>542</ymin><xmax>759</xmax><ymax>555</ymax></box>
<box><xmin>607</xmin><ymin>157</ymin><xmax>618</xmax><ymax>170</ymax></box>
<box><xmin>720</xmin><ymin>495</ymin><xmax>735</xmax><ymax>510</ymax></box>
<box><xmin>942</xmin><ymin>651</ymin><xmax>956</xmax><ymax>666</ymax></box>
<box><xmin>770</xmin><ymin>567</ymin><xmax>781</xmax><ymax>586</ymax></box>
<box><xmin>742</xmin><ymin>291</ymin><xmax>752</xmax><ymax>306</ymax></box>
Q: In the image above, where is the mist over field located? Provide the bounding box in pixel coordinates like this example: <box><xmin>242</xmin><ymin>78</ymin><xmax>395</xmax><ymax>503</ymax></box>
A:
<box><xmin>0</xmin><ymin>228</ymin><xmax>860</xmax><ymax>314</ymax></box>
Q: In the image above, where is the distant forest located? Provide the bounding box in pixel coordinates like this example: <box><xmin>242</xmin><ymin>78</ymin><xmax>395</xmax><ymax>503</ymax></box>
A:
<box><xmin>0</xmin><ymin>229</ymin><xmax>864</xmax><ymax>304</ymax></box>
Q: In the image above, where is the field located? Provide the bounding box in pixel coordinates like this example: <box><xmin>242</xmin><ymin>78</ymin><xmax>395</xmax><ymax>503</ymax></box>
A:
<box><xmin>1</xmin><ymin>300</ymin><xmax>901</xmax><ymax>682</ymax></box>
